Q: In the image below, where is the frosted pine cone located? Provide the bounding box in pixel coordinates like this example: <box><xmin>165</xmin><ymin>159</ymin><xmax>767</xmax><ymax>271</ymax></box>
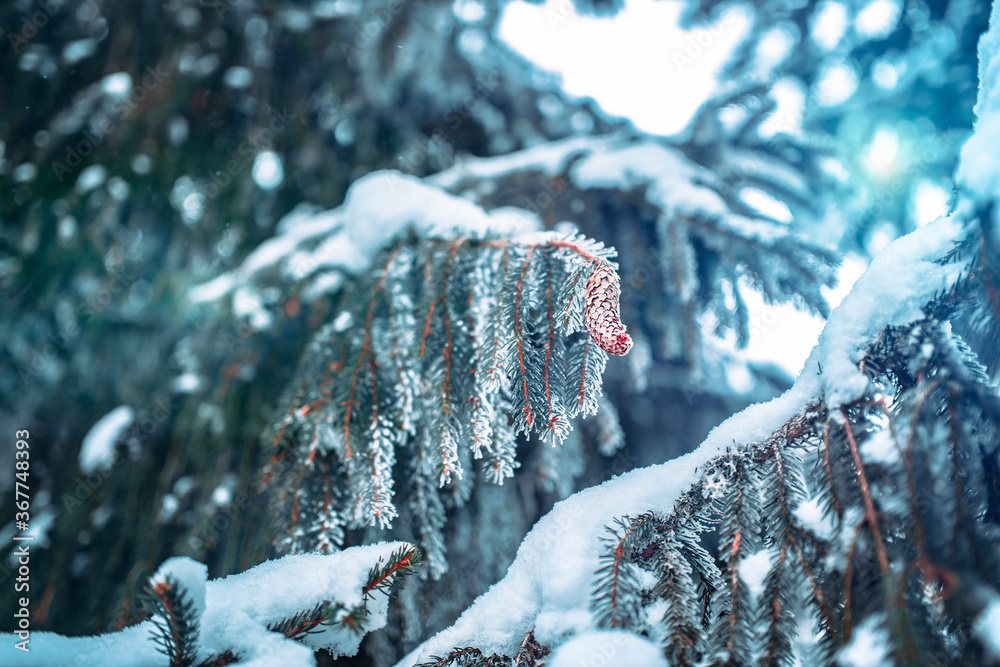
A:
<box><xmin>585</xmin><ymin>263</ymin><xmax>632</xmax><ymax>356</ymax></box>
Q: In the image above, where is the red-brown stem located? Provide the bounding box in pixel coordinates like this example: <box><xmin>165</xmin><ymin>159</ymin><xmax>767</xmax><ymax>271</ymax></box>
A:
<box><xmin>153</xmin><ymin>581</ymin><xmax>184</xmax><ymax>665</ymax></box>
<box><xmin>547</xmin><ymin>239</ymin><xmax>601</xmax><ymax>262</ymax></box>
<box><xmin>821</xmin><ymin>420</ymin><xmax>843</xmax><ymax>518</ymax></box>
<box><xmin>272</xmin><ymin>378</ymin><xmax>309</xmax><ymax>448</ymax></box>
<box><xmin>321</xmin><ymin>460</ymin><xmax>332</xmax><ymax>543</ymax></box>
<box><xmin>204</xmin><ymin>652</ymin><xmax>238</xmax><ymax>667</ymax></box>
<box><xmin>560</xmin><ymin>264</ymin><xmax>589</xmax><ymax>328</ymax></box>
<box><xmin>515</xmin><ymin>248</ymin><xmax>536</xmax><ymax>426</ymax></box>
<box><xmin>769</xmin><ymin>433</ymin><xmax>836</xmax><ymax>641</ymax></box>
<box><xmin>343</xmin><ymin>297</ymin><xmax>380</xmax><ymax>460</ymax></box>
<box><xmin>578</xmin><ymin>338</ymin><xmax>594</xmax><ymax>409</ymax></box>
<box><xmin>487</xmin><ymin>247</ymin><xmax>510</xmax><ymax>383</ymax></box>
<box><xmin>763</xmin><ymin>546</ymin><xmax>788</xmax><ymax>666</ymax></box>
<box><xmin>439</xmin><ymin>241</ymin><xmax>463</xmax><ymax>413</ymax></box>
<box><xmin>607</xmin><ymin>523</ymin><xmax>637</xmax><ymax>628</ymax></box>
<box><xmin>35</xmin><ymin>583</ymin><xmax>54</xmax><ymax>625</ymax></box>
<box><xmin>362</xmin><ymin>551</ymin><xmax>415</xmax><ymax>596</ymax></box>
<box><xmin>840</xmin><ymin>407</ymin><xmax>890</xmax><ymax>577</ymax></box>
<box><xmin>842</xmin><ymin>521</ymin><xmax>865</xmax><ymax>641</ymax></box>
<box><xmin>947</xmin><ymin>395</ymin><xmax>966</xmax><ymax>548</ymax></box>
<box><xmin>290</xmin><ymin>462</ymin><xmax>307</xmax><ymax>528</ymax></box>
<box><xmin>319</xmin><ymin>250</ymin><xmax>403</xmax><ymax>464</ymax></box>
<box><xmin>306</xmin><ymin>430</ymin><xmax>319</xmax><ymax>467</ymax></box>
<box><xmin>725</xmin><ymin>528</ymin><xmax>743</xmax><ymax>656</ymax></box>
<box><xmin>790</xmin><ymin>532</ymin><xmax>835</xmax><ymax>641</ymax></box>
<box><xmin>543</xmin><ymin>255</ymin><xmax>556</xmax><ymax>429</ymax></box>
<box><xmin>486</xmin><ymin>237</ymin><xmax>599</xmax><ymax>260</ymax></box>
<box><xmin>419</xmin><ymin>297</ymin><xmax>439</xmax><ymax>357</ymax></box>
<box><xmin>283</xmin><ymin>616</ymin><xmax>324</xmax><ymax>640</ymax></box>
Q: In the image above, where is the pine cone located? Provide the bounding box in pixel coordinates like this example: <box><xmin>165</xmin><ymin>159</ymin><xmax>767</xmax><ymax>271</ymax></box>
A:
<box><xmin>585</xmin><ymin>263</ymin><xmax>632</xmax><ymax>356</ymax></box>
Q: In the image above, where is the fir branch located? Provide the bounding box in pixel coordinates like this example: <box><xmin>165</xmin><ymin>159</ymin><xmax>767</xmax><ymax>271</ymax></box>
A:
<box><xmin>146</xmin><ymin>575</ymin><xmax>201</xmax><ymax>667</ymax></box>
<box><xmin>512</xmin><ymin>247</ymin><xmax>536</xmax><ymax>431</ymax></box>
<box><xmin>266</xmin><ymin>601</ymin><xmax>327</xmax><ymax>642</ymax></box>
<box><xmin>839</xmin><ymin>407</ymin><xmax>891</xmax><ymax>578</ymax></box>
<box><xmin>363</xmin><ymin>545</ymin><xmax>422</xmax><ymax>600</ymax></box>
<box><xmin>513</xmin><ymin>630</ymin><xmax>549</xmax><ymax>666</ymax></box>
<box><xmin>196</xmin><ymin>652</ymin><xmax>238</xmax><ymax>667</ymax></box>
<box><xmin>591</xmin><ymin>514</ymin><xmax>654</xmax><ymax>630</ymax></box>
<box><xmin>413</xmin><ymin>647</ymin><xmax>486</xmax><ymax>667</ymax></box>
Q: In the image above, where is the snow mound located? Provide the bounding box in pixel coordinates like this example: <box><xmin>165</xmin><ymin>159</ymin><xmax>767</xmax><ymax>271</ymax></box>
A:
<box><xmin>836</xmin><ymin>617</ymin><xmax>891</xmax><ymax>667</ymax></box>
<box><xmin>188</xmin><ymin>171</ymin><xmax>540</xmax><ymax>308</ymax></box>
<box><xmin>548</xmin><ymin>630</ymin><xmax>667</xmax><ymax>667</ymax></box>
<box><xmin>3</xmin><ymin>542</ymin><xmax>411</xmax><ymax>667</ymax></box>
<box><xmin>976</xmin><ymin>598</ymin><xmax>1000</xmax><ymax>659</ymax></box>
<box><xmin>151</xmin><ymin>557</ymin><xmax>208</xmax><ymax>620</ymax></box>
<box><xmin>811</xmin><ymin>210</ymin><xmax>966</xmax><ymax>410</ymax></box>
<box><xmin>958</xmin><ymin>0</ymin><xmax>1000</xmax><ymax>199</ymax></box>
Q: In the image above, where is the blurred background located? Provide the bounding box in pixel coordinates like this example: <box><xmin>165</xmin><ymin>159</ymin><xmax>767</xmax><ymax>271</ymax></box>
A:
<box><xmin>0</xmin><ymin>0</ymin><xmax>988</xmax><ymax>664</ymax></box>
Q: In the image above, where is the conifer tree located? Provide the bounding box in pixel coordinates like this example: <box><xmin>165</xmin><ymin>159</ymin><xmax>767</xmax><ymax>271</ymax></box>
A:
<box><xmin>397</xmin><ymin>4</ymin><xmax>1000</xmax><ymax>662</ymax></box>
<box><xmin>0</xmin><ymin>0</ymin><xmax>993</xmax><ymax>665</ymax></box>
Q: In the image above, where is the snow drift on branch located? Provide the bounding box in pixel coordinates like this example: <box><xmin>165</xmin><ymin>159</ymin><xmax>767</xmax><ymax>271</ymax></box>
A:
<box><xmin>187</xmin><ymin>171</ymin><xmax>540</xmax><ymax>316</ymax></box>
<box><xmin>2</xmin><ymin>541</ymin><xmax>417</xmax><ymax>667</ymax></box>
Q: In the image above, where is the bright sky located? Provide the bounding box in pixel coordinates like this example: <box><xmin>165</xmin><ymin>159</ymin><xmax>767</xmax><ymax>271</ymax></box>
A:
<box><xmin>498</xmin><ymin>0</ymin><xmax>753</xmax><ymax>137</ymax></box>
<box><xmin>498</xmin><ymin>0</ymin><xmax>871</xmax><ymax>379</ymax></box>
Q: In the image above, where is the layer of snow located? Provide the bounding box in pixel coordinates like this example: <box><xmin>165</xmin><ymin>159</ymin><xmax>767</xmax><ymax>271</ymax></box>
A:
<box><xmin>957</xmin><ymin>0</ymin><xmax>1000</xmax><ymax>198</ymax></box>
<box><xmin>794</xmin><ymin>497</ymin><xmax>836</xmax><ymax>540</ymax></box>
<box><xmin>398</xmin><ymin>374</ymin><xmax>823</xmax><ymax>663</ymax></box>
<box><xmin>188</xmin><ymin>171</ymin><xmax>540</xmax><ymax>305</ymax></box>
<box><xmin>79</xmin><ymin>406</ymin><xmax>133</xmax><ymax>473</ymax></box>
<box><xmin>3</xmin><ymin>542</ymin><xmax>410</xmax><ymax>666</ymax></box>
<box><xmin>431</xmin><ymin>135</ymin><xmax>612</xmax><ymax>189</ymax></box>
<box><xmin>859</xmin><ymin>428</ymin><xmax>898</xmax><ymax>466</ymax></box>
<box><xmin>976</xmin><ymin>598</ymin><xmax>1000</xmax><ymax>658</ymax></box>
<box><xmin>548</xmin><ymin>630</ymin><xmax>667</xmax><ymax>667</ymax></box>
<box><xmin>572</xmin><ymin>141</ymin><xmax>730</xmax><ymax>220</ymax></box>
<box><xmin>151</xmin><ymin>558</ymin><xmax>208</xmax><ymax>621</ymax></box>
<box><xmin>814</xmin><ymin>210</ymin><xmax>966</xmax><ymax>410</ymax></box>
<box><xmin>739</xmin><ymin>549</ymin><xmax>774</xmax><ymax>602</ymax></box>
<box><xmin>836</xmin><ymin>616</ymin><xmax>890</xmax><ymax>667</ymax></box>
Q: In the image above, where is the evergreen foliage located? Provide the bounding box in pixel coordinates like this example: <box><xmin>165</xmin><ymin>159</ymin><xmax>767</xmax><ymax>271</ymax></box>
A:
<box><xmin>429</xmin><ymin>135</ymin><xmax>841</xmax><ymax>372</ymax></box>
<box><xmin>147</xmin><ymin>573</ymin><xmax>201</xmax><ymax>667</ymax></box>
<box><xmin>412</xmin><ymin>631</ymin><xmax>550</xmax><ymax>667</ymax></box>
<box><xmin>16</xmin><ymin>543</ymin><xmax>421</xmax><ymax>666</ymax></box>
<box><xmin>1</xmin><ymin>0</ymin><xmax>994</xmax><ymax>664</ymax></box>
<box><xmin>679</xmin><ymin>0</ymin><xmax>990</xmax><ymax>251</ymax></box>
<box><xmin>404</xmin><ymin>203</ymin><xmax>1000</xmax><ymax>665</ymax></box>
<box><xmin>261</xmin><ymin>232</ymin><xmax>627</xmax><ymax>569</ymax></box>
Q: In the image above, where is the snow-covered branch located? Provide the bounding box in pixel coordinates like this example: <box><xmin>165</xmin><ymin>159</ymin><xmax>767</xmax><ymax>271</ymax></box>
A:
<box><xmin>1</xmin><ymin>542</ymin><xmax>419</xmax><ymax>667</ymax></box>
